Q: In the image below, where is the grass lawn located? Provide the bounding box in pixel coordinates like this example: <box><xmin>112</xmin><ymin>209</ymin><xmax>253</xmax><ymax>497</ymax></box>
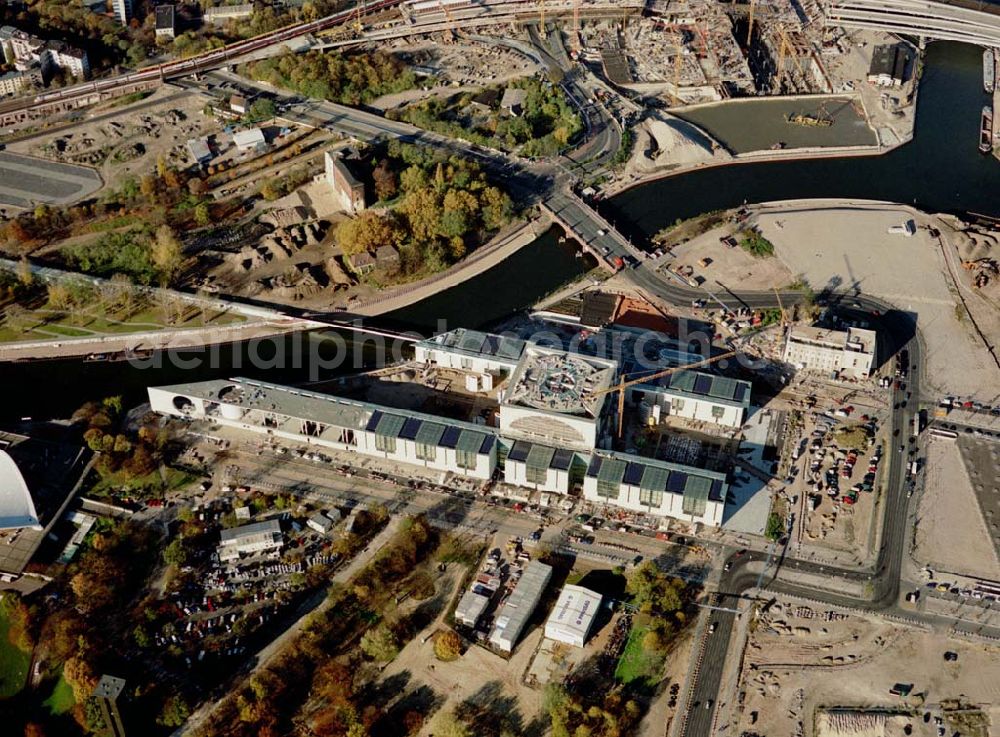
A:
<box><xmin>614</xmin><ymin>622</ymin><xmax>664</xmax><ymax>686</ymax></box>
<box><xmin>43</xmin><ymin>672</ymin><xmax>75</xmax><ymax>715</ymax></box>
<box><xmin>89</xmin><ymin>466</ymin><xmax>198</xmax><ymax>497</ymax></box>
<box><xmin>0</xmin><ymin>302</ymin><xmax>248</xmax><ymax>344</ymax></box>
<box><xmin>0</xmin><ymin>597</ymin><xmax>31</xmax><ymax>699</ymax></box>
<box><xmin>42</xmin><ymin>324</ymin><xmax>93</xmax><ymax>337</ymax></box>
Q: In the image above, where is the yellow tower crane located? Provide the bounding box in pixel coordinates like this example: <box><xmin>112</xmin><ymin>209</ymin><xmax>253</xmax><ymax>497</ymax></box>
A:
<box><xmin>746</xmin><ymin>0</ymin><xmax>758</xmax><ymax>46</ymax></box>
<box><xmin>773</xmin><ymin>286</ymin><xmax>786</xmax><ymax>327</ymax></box>
<box><xmin>438</xmin><ymin>0</ymin><xmax>456</xmax><ymax>37</ymax></box>
<box><xmin>776</xmin><ymin>24</ymin><xmax>807</xmax><ymax>93</ymax></box>
<box><xmin>588</xmin><ymin>349</ymin><xmax>741</xmax><ymax>438</ymax></box>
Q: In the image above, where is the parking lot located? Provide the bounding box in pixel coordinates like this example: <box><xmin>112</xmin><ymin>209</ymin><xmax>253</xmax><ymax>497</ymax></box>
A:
<box><xmin>0</xmin><ymin>150</ymin><xmax>102</xmax><ymax>209</ymax></box>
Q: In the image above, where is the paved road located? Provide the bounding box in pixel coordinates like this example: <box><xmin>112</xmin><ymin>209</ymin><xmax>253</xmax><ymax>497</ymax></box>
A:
<box><xmin>679</xmin><ymin>295</ymin><xmax>1000</xmax><ymax>737</ymax></box>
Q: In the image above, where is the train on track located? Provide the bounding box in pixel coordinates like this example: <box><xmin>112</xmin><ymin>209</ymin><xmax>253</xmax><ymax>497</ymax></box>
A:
<box><xmin>0</xmin><ymin>0</ymin><xmax>405</xmax><ymax>115</ymax></box>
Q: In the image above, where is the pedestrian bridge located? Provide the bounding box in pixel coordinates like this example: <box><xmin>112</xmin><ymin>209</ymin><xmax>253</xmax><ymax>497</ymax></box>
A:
<box><xmin>826</xmin><ymin>0</ymin><xmax>1000</xmax><ymax>46</ymax></box>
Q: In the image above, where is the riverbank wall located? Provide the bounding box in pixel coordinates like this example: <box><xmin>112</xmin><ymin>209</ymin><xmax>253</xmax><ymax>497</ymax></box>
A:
<box><xmin>351</xmin><ymin>214</ymin><xmax>552</xmax><ymax>316</ymax></box>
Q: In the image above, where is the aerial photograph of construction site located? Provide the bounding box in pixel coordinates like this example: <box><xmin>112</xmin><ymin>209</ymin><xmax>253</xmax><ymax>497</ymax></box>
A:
<box><xmin>1</xmin><ymin>1</ymin><xmax>1000</xmax><ymax>737</ymax></box>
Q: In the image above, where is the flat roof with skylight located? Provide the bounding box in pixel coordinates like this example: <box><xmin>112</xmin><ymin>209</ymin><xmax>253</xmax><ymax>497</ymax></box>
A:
<box><xmin>643</xmin><ymin>369</ymin><xmax>752</xmax><ymax>409</ymax></box>
<box><xmin>504</xmin><ymin>346</ymin><xmax>617</xmax><ymax>419</ymax></box>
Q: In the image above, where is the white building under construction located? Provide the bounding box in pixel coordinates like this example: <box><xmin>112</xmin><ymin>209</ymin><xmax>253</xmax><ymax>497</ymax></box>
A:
<box><xmin>783</xmin><ymin>326</ymin><xmax>877</xmax><ymax>379</ymax></box>
<box><xmin>148</xmin><ymin>329</ymin><xmax>739</xmax><ymax>528</ymax></box>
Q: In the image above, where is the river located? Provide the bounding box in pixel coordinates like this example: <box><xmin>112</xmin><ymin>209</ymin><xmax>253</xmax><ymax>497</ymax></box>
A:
<box><xmin>0</xmin><ymin>41</ymin><xmax>993</xmax><ymax>421</ymax></box>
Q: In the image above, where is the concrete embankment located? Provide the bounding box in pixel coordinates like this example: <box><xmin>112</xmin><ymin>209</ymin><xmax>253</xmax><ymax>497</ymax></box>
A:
<box><xmin>0</xmin><ymin>320</ymin><xmax>317</xmax><ymax>363</ymax></box>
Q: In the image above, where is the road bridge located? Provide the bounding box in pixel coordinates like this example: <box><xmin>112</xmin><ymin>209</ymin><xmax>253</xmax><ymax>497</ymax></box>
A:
<box><xmin>541</xmin><ymin>190</ymin><xmax>643</xmax><ymax>269</ymax></box>
<box><xmin>825</xmin><ymin>0</ymin><xmax>1000</xmax><ymax>46</ymax></box>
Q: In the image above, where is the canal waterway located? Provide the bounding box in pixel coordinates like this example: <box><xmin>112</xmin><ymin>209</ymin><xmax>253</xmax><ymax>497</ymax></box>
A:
<box><xmin>0</xmin><ymin>41</ymin><xmax>994</xmax><ymax>421</ymax></box>
<box><xmin>606</xmin><ymin>42</ymin><xmax>996</xmax><ymax>240</ymax></box>
<box><xmin>674</xmin><ymin>95</ymin><xmax>877</xmax><ymax>152</ymax></box>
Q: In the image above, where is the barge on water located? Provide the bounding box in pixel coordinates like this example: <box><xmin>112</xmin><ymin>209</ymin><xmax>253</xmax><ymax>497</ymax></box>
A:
<box><xmin>980</xmin><ymin>105</ymin><xmax>993</xmax><ymax>155</ymax></box>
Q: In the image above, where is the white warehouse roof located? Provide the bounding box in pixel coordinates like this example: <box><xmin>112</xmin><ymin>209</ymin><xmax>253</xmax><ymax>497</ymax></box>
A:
<box><xmin>489</xmin><ymin>560</ymin><xmax>552</xmax><ymax>652</ymax></box>
<box><xmin>454</xmin><ymin>590</ymin><xmax>490</xmax><ymax>627</ymax></box>
<box><xmin>0</xmin><ymin>449</ymin><xmax>40</xmax><ymax>531</ymax></box>
<box><xmin>233</xmin><ymin>127</ymin><xmax>266</xmax><ymax>149</ymax></box>
<box><xmin>544</xmin><ymin>585</ymin><xmax>602</xmax><ymax>647</ymax></box>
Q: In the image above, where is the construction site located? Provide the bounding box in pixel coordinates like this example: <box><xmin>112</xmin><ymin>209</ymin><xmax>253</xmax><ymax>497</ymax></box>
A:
<box><xmin>346</xmin><ymin>0</ymin><xmax>912</xmax><ymax>107</ymax></box>
<box><xmin>716</xmin><ymin>595</ymin><xmax>997</xmax><ymax>737</ymax></box>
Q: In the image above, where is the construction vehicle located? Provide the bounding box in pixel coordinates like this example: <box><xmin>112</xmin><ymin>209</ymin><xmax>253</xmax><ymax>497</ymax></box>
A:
<box><xmin>785</xmin><ymin>112</ymin><xmax>833</xmax><ymax>127</ymax></box>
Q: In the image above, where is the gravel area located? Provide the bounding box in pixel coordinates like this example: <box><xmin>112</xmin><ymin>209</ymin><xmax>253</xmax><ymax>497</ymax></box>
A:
<box><xmin>913</xmin><ymin>436</ymin><xmax>1000</xmax><ymax>581</ymax></box>
<box><xmin>754</xmin><ymin>202</ymin><xmax>1000</xmax><ymax>399</ymax></box>
<box><xmin>737</xmin><ymin>598</ymin><xmax>1000</xmax><ymax>737</ymax></box>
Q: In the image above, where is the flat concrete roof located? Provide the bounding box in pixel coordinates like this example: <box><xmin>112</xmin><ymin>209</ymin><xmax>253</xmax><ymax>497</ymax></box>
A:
<box><xmin>641</xmin><ymin>369</ymin><xmax>751</xmax><ymax>409</ymax></box>
<box><xmin>418</xmin><ymin>328</ymin><xmax>526</xmax><ymax>366</ymax></box>
<box><xmin>490</xmin><ymin>560</ymin><xmax>552</xmax><ymax>650</ymax></box>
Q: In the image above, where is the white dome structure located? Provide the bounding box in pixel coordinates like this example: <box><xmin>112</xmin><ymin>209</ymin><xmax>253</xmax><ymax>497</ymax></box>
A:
<box><xmin>0</xmin><ymin>449</ymin><xmax>40</xmax><ymax>531</ymax></box>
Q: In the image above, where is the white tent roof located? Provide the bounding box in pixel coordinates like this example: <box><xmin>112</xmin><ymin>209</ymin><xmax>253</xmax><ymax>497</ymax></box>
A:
<box><xmin>0</xmin><ymin>449</ymin><xmax>40</xmax><ymax>531</ymax></box>
<box><xmin>544</xmin><ymin>584</ymin><xmax>602</xmax><ymax>646</ymax></box>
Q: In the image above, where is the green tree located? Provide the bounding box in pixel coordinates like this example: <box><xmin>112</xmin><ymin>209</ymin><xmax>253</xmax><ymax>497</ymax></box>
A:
<box><xmin>260</xmin><ymin>179</ymin><xmax>283</xmax><ymax>201</ymax></box>
<box><xmin>429</xmin><ymin>710</ymin><xmax>471</xmax><ymax>737</ymax></box>
<box><xmin>440</xmin><ymin>189</ymin><xmax>478</xmax><ymax>239</ymax></box>
<box><xmin>480</xmin><ymin>186</ymin><xmax>514</xmax><ymax>230</ymax></box>
<box><xmin>133</xmin><ymin>624</ymin><xmax>151</xmax><ymax>648</ymax></box>
<box><xmin>163</xmin><ymin>539</ymin><xmax>188</xmax><ymax>567</ymax></box>
<box><xmin>245</xmin><ymin>98</ymin><xmax>276</xmax><ymax>123</ymax></box>
<box><xmin>399</xmin><ymin>165</ymin><xmax>428</xmax><ymax>193</ymax></box>
<box><xmin>372</xmin><ymin>159</ymin><xmax>398</xmax><ymax>201</ymax></box>
<box><xmin>16</xmin><ymin>257</ymin><xmax>33</xmax><ymax>288</ymax></box>
<box><xmin>336</xmin><ymin>211</ymin><xmax>403</xmax><ymax>257</ymax></box>
<box><xmin>156</xmin><ymin>693</ymin><xmax>191</xmax><ymax>727</ymax></box>
<box><xmin>359</xmin><ymin>623</ymin><xmax>398</xmax><ymax>662</ymax></box>
<box><xmin>765</xmin><ymin>512</ymin><xmax>785</xmax><ymax>541</ymax></box>
<box><xmin>47</xmin><ymin>283</ymin><xmax>73</xmax><ymax>311</ymax></box>
<box><xmin>627</xmin><ymin>561</ymin><xmax>683</xmax><ymax>614</ymax></box>
<box><xmin>401</xmin><ymin>188</ymin><xmax>442</xmax><ymax>244</ymax></box>
<box><xmin>193</xmin><ymin>202</ymin><xmax>211</xmax><ymax>226</ymax></box>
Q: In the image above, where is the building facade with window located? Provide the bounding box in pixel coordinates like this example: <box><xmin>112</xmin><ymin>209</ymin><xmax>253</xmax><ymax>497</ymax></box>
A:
<box><xmin>626</xmin><ymin>369</ymin><xmax>751</xmax><ymax>429</ymax></box>
<box><xmin>148</xmin><ymin>378</ymin><xmax>497</xmax><ymax>483</ymax></box>
<box><xmin>503</xmin><ymin>440</ymin><xmax>577</xmax><ymax>493</ymax></box>
<box><xmin>147</xmin><ymin>329</ymin><xmax>740</xmax><ymax>528</ymax></box>
<box><xmin>499</xmin><ymin>345</ymin><xmax>618</xmax><ymax>452</ymax></box>
<box><xmin>414</xmin><ymin>328</ymin><xmax>525</xmax><ymax>375</ymax></box>
<box><xmin>218</xmin><ymin>519</ymin><xmax>283</xmax><ymax>562</ymax></box>
<box><xmin>783</xmin><ymin>326</ymin><xmax>877</xmax><ymax>379</ymax></box>
<box><xmin>583</xmin><ymin>451</ymin><xmax>726</xmax><ymax>526</ymax></box>
<box><xmin>112</xmin><ymin>0</ymin><xmax>134</xmax><ymax>25</ymax></box>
